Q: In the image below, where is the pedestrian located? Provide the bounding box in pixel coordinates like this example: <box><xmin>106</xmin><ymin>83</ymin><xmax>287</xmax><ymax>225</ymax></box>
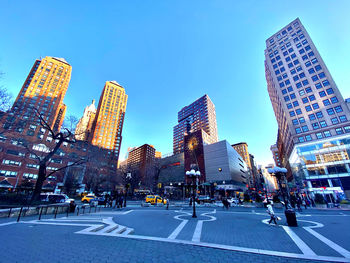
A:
<box><xmin>222</xmin><ymin>197</ymin><xmax>229</xmax><ymax>210</ymax></box>
<box><xmin>119</xmin><ymin>196</ymin><xmax>124</xmax><ymax>208</ymax></box>
<box><xmin>296</xmin><ymin>197</ymin><xmax>302</xmax><ymax>212</ymax></box>
<box><xmin>267</xmin><ymin>202</ymin><xmax>278</xmax><ymax>225</ymax></box>
<box><xmin>302</xmin><ymin>198</ymin><xmax>307</xmax><ymax>209</ymax></box>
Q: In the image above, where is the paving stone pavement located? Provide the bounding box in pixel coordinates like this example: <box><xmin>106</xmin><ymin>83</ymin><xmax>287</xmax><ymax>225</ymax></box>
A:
<box><xmin>1</xmin><ymin>206</ymin><xmax>349</xmax><ymax>263</ymax></box>
<box><xmin>0</xmin><ymin>223</ymin><xmax>329</xmax><ymax>263</ymax></box>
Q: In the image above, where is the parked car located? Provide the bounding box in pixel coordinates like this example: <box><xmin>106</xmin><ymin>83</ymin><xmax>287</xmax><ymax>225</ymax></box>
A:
<box><xmin>196</xmin><ymin>195</ymin><xmax>215</xmax><ymax>204</ymax></box>
<box><xmin>40</xmin><ymin>193</ymin><xmax>74</xmax><ymax>204</ymax></box>
<box><xmin>145</xmin><ymin>195</ymin><xmax>167</xmax><ymax>205</ymax></box>
<box><xmin>227</xmin><ymin>198</ymin><xmax>239</xmax><ymax>206</ymax></box>
<box><xmin>81</xmin><ymin>194</ymin><xmax>96</xmax><ymax>203</ymax></box>
<box><xmin>92</xmin><ymin>196</ymin><xmax>106</xmax><ymax>205</ymax></box>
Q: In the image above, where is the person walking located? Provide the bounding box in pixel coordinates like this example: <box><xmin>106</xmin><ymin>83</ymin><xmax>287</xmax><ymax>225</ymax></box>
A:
<box><xmin>267</xmin><ymin>202</ymin><xmax>277</xmax><ymax>225</ymax></box>
<box><xmin>296</xmin><ymin>197</ymin><xmax>302</xmax><ymax>212</ymax></box>
<box><xmin>302</xmin><ymin>198</ymin><xmax>307</xmax><ymax>209</ymax></box>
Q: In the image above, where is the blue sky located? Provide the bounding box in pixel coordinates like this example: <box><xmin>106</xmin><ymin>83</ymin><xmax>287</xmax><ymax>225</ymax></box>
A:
<box><xmin>1</xmin><ymin>0</ymin><xmax>350</xmax><ymax>165</ymax></box>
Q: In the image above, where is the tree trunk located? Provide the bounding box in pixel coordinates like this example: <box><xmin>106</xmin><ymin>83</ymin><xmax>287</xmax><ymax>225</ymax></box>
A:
<box><xmin>31</xmin><ymin>164</ymin><xmax>47</xmax><ymax>202</ymax></box>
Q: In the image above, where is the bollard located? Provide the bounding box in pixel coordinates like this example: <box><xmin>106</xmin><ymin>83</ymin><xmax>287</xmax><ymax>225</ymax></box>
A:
<box><xmin>66</xmin><ymin>205</ymin><xmax>69</xmax><ymax>217</ymax></box>
<box><xmin>38</xmin><ymin>207</ymin><xmax>43</xmax><ymax>220</ymax></box>
<box><xmin>54</xmin><ymin>206</ymin><xmax>58</xmax><ymax>219</ymax></box>
<box><xmin>8</xmin><ymin>208</ymin><xmax>12</xmax><ymax>218</ymax></box>
<box><xmin>17</xmin><ymin>207</ymin><xmax>23</xmax><ymax>222</ymax></box>
<box><xmin>45</xmin><ymin>206</ymin><xmax>48</xmax><ymax>215</ymax></box>
<box><xmin>89</xmin><ymin>206</ymin><xmax>91</xmax><ymax>213</ymax></box>
<box><xmin>98</xmin><ymin>206</ymin><xmax>101</xmax><ymax>212</ymax></box>
<box><xmin>82</xmin><ymin>206</ymin><xmax>85</xmax><ymax>214</ymax></box>
<box><xmin>76</xmin><ymin>207</ymin><xmax>80</xmax><ymax>216</ymax></box>
<box><xmin>95</xmin><ymin>206</ymin><xmax>97</xmax><ymax>213</ymax></box>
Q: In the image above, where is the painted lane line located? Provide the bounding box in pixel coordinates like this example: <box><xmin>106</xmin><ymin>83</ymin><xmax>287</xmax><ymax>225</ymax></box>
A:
<box><xmin>281</xmin><ymin>225</ymin><xmax>316</xmax><ymax>256</ymax></box>
<box><xmin>192</xmin><ymin>210</ymin><xmax>217</xmax><ymax>242</ymax></box>
<box><xmin>0</xmin><ymin>222</ymin><xmax>17</xmax><ymax>227</ymax></box>
<box><xmin>168</xmin><ymin>220</ymin><xmax>188</xmax><ymax>239</ymax></box>
<box><xmin>168</xmin><ymin>210</ymin><xmax>191</xmax><ymax>239</ymax></box>
<box><xmin>304</xmin><ymin>226</ymin><xmax>350</xmax><ymax>258</ymax></box>
<box><xmin>192</xmin><ymin>221</ymin><xmax>203</xmax><ymax>242</ymax></box>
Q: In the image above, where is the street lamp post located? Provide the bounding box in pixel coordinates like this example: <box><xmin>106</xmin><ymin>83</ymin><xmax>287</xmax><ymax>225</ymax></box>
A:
<box><xmin>186</xmin><ymin>169</ymin><xmax>200</xmax><ymax>218</ymax></box>
<box><xmin>268</xmin><ymin>167</ymin><xmax>298</xmax><ymax>227</ymax></box>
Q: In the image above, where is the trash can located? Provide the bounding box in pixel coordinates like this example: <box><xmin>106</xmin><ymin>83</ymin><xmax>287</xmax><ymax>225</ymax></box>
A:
<box><xmin>285</xmin><ymin>209</ymin><xmax>298</xmax><ymax>227</ymax></box>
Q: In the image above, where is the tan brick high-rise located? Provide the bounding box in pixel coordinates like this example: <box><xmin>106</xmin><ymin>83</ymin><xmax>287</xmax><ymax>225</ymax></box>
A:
<box><xmin>90</xmin><ymin>81</ymin><xmax>128</xmax><ymax>161</ymax></box>
<box><xmin>11</xmin><ymin>56</ymin><xmax>71</xmax><ymax>131</ymax></box>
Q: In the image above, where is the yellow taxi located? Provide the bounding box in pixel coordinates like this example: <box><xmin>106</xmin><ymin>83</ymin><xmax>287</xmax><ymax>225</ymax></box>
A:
<box><xmin>81</xmin><ymin>194</ymin><xmax>96</xmax><ymax>203</ymax></box>
<box><xmin>145</xmin><ymin>195</ymin><xmax>167</xmax><ymax>205</ymax></box>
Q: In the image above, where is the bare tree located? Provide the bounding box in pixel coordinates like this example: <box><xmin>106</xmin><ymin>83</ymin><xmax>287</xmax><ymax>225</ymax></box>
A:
<box><xmin>30</xmin><ymin>110</ymin><xmax>84</xmax><ymax>201</ymax></box>
<box><xmin>63</xmin><ymin>115</ymin><xmax>79</xmax><ymax>133</ymax></box>
<box><xmin>0</xmin><ymin>72</ymin><xmax>12</xmax><ymax>112</ymax></box>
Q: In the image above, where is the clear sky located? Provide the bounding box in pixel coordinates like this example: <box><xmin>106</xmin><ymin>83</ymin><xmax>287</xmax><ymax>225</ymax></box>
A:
<box><xmin>1</xmin><ymin>0</ymin><xmax>350</xmax><ymax>165</ymax></box>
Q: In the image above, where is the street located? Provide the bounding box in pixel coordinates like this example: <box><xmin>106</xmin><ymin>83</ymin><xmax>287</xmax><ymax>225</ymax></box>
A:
<box><xmin>0</xmin><ymin>205</ymin><xmax>349</xmax><ymax>262</ymax></box>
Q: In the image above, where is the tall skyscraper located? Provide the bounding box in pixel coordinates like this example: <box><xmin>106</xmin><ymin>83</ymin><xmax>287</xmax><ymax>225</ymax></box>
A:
<box><xmin>173</xmin><ymin>94</ymin><xmax>218</xmax><ymax>154</ymax></box>
<box><xmin>75</xmin><ymin>100</ymin><xmax>97</xmax><ymax>141</ymax></box>
<box><xmin>90</xmin><ymin>81</ymin><xmax>128</xmax><ymax>161</ymax></box>
<box><xmin>11</xmin><ymin>56</ymin><xmax>72</xmax><ymax>131</ymax></box>
<box><xmin>265</xmin><ymin>18</ymin><xmax>350</xmax><ymax>198</ymax></box>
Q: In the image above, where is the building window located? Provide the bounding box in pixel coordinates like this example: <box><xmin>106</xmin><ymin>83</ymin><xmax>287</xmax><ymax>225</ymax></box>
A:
<box><xmin>315</xmin><ymin>132</ymin><xmax>323</xmax><ymax>139</ymax></box>
<box><xmin>335</xmin><ymin>128</ymin><xmax>343</xmax><ymax>135</ymax></box>
<box><xmin>295</xmin><ymin>128</ymin><xmax>302</xmax><ymax>134</ymax></box>
<box><xmin>312</xmin><ymin>103</ymin><xmax>319</xmax><ymax>110</ymax></box>
<box><xmin>302</xmin><ymin>125</ymin><xmax>309</xmax><ymax>132</ymax></box>
<box><xmin>319</xmin><ymin>91</ymin><xmax>326</xmax><ymax>97</ymax></box>
<box><xmin>305</xmin><ymin>135</ymin><xmax>312</xmax><ymax>141</ymax></box>
<box><xmin>323</xmin><ymin>99</ymin><xmax>330</xmax><ymax>106</ymax></box>
<box><xmin>339</xmin><ymin>115</ymin><xmax>348</xmax><ymax>123</ymax></box>
<box><xmin>323</xmin><ymin>131</ymin><xmax>331</xmax><ymax>137</ymax></box>
<box><xmin>312</xmin><ymin>123</ymin><xmax>319</xmax><ymax>130</ymax></box>
<box><xmin>316</xmin><ymin>111</ymin><xmax>323</xmax><ymax>119</ymax></box>
<box><xmin>305</xmin><ymin>105</ymin><xmax>312</xmax><ymax>112</ymax></box>
<box><xmin>309</xmin><ymin>114</ymin><xmax>316</xmax><ymax>121</ymax></box>
<box><xmin>331</xmin><ymin>117</ymin><xmax>339</xmax><ymax>125</ymax></box>
<box><xmin>327</xmin><ymin>108</ymin><xmax>335</xmax><ymax>115</ymax></box>
<box><xmin>299</xmin><ymin>117</ymin><xmax>305</xmax><ymax>123</ymax></box>
<box><xmin>344</xmin><ymin>126</ymin><xmax>350</xmax><ymax>133</ymax></box>
<box><xmin>298</xmin><ymin>136</ymin><xmax>305</xmax><ymax>143</ymax></box>
<box><xmin>335</xmin><ymin>106</ymin><xmax>343</xmax><ymax>113</ymax></box>
<box><xmin>320</xmin><ymin>121</ymin><xmax>327</xmax><ymax>128</ymax></box>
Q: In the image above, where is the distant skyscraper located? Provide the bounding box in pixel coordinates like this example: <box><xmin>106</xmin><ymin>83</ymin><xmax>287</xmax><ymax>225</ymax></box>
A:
<box><xmin>11</xmin><ymin>56</ymin><xmax>72</xmax><ymax>131</ymax></box>
<box><xmin>270</xmin><ymin>144</ymin><xmax>281</xmax><ymax>167</ymax></box>
<box><xmin>75</xmin><ymin>100</ymin><xmax>97</xmax><ymax>141</ymax></box>
<box><xmin>231</xmin><ymin>142</ymin><xmax>252</xmax><ymax>169</ymax></box>
<box><xmin>265</xmin><ymin>18</ymin><xmax>350</xmax><ymax>198</ymax></box>
<box><xmin>173</xmin><ymin>94</ymin><xmax>218</xmax><ymax>154</ymax></box>
<box><xmin>90</xmin><ymin>81</ymin><xmax>128</xmax><ymax>160</ymax></box>
<box><xmin>127</xmin><ymin>144</ymin><xmax>156</xmax><ymax>184</ymax></box>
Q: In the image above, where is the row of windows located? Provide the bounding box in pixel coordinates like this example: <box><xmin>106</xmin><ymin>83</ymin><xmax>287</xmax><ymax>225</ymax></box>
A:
<box><xmin>298</xmin><ymin>126</ymin><xmax>350</xmax><ymax>142</ymax></box>
<box><xmin>0</xmin><ymin>170</ymin><xmax>18</xmax><ymax>177</ymax></box>
<box><xmin>2</xmin><ymin>159</ymin><xmax>22</xmax><ymax>166</ymax></box>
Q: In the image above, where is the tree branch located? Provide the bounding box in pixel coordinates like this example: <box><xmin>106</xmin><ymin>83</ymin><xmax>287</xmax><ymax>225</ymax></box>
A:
<box><xmin>46</xmin><ymin>159</ymin><xmax>86</xmax><ymax>178</ymax></box>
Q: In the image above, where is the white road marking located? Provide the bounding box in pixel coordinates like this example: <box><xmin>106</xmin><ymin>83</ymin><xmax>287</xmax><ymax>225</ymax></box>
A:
<box><xmin>168</xmin><ymin>220</ymin><xmax>188</xmax><ymax>239</ymax></box>
<box><xmin>303</xmin><ymin>222</ymin><xmax>350</xmax><ymax>258</ymax></box>
<box><xmin>192</xmin><ymin>210</ymin><xmax>216</xmax><ymax>242</ymax></box>
<box><xmin>168</xmin><ymin>210</ymin><xmax>191</xmax><ymax>239</ymax></box>
<box><xmin>0</xmin><ymin>222</ymin><xmax>17</xmax><ymax>227</ymax></box>
<box><xmin>192</xmin><ymin>221</ymin><xmax>203</xmax><ymax>242</ymax></box>
<box><xmin>281</xmin><ymin>225</ymin><xmax>316</xmax><ymax>256</ymax></box>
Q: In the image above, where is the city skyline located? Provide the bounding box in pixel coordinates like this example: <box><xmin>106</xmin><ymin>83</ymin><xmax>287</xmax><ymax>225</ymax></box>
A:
<box><xmin>1</xmin><ymin>1</ymin><xmax>350</xmax><ymax>165</ymax></box>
